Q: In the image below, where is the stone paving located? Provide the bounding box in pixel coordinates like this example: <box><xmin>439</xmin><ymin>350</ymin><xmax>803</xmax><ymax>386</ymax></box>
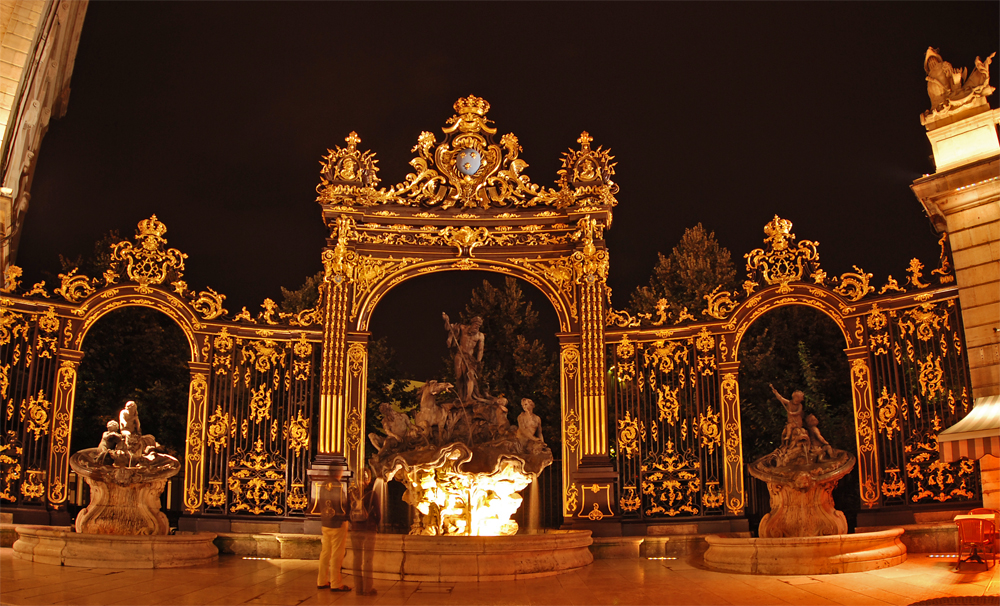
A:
<box><xmin>1</xmin><ymin>547</ymin><xmax>997</xmax><ymax>605</ymax></box>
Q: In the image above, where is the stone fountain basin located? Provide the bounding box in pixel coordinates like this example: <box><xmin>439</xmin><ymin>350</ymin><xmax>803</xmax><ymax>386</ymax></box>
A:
<box><xmin>13</xmin><ymin>525</ymin><xmax>219</xmax><ymax>568</ymax></box>
<box><xmin>343</xmin><ymin>529</ymin><xmax>593</xmax><ymax>582</ymax></box>
<box><xmin>703</xmin><ymin>528</ymin><xmax>906</xmax><ymax>575</ymax></box>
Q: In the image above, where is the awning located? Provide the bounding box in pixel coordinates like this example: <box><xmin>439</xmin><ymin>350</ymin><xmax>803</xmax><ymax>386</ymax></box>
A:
<box><xmin>937</xmin><ymin>395</ymin><xmax>1000</xmax><ymax>462</ymax></box>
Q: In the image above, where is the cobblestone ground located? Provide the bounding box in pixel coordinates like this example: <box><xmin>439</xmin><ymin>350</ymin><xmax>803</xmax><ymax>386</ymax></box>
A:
<box><xmin>1</xmin><ymin>548</ymin><xmax>997</xmax><ymax>605</ymax></box>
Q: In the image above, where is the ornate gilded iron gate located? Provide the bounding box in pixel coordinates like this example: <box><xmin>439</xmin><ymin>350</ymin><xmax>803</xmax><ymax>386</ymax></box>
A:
<box><xmin>606</xmin><ymin>218</ymin><xmax>978</xmax><ymax>522</ymax></box>
<box><xmin>0</xmin><ymin>99</ymin><xmax>982</xmax><ymax>529</ymax></box>
<box><xmin>0</xmin><ymin>216</ymin><xmax>324</xmax><ymax>521</ymax></box>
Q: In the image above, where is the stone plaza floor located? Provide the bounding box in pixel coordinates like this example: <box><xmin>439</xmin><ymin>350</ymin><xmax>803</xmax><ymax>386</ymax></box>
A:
<box><xmin>1</xmin><ymin>547</ymin><xmax>997</xmax><ymax>606</ymax></box>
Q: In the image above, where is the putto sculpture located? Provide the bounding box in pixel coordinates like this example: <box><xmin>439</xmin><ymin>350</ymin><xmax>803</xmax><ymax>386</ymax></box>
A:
<box><xmin>69</xmin><ymin>400</ymin><xmax>180</xmax><ymax>535</ymax></box>
<box><xmin>747</xmin><ymin>385</ymin><xmax>855</xmax><ymax>538</ymax></box>
<box><xmin>367</xmin><ymin>313</ymin><xmax>552</xmax><ymax>536</ymax></box>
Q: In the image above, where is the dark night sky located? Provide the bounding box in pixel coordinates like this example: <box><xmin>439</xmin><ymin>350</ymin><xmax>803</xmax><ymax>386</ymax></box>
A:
<box><xmin>16</xmin><ymin>1</ymin><xmax>1000</xmax><ymax>379</ymax></box>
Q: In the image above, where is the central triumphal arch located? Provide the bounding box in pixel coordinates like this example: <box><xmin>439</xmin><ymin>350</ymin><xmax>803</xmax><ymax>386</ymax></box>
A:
<box><xmin>313</xmin><ymin>95</ymin><xmax>621</xmax><ymax>529</ymax></box>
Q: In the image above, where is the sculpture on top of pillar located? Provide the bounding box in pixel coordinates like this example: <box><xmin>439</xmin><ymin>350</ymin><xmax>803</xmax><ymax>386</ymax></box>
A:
<box><xmin>922</xmin><ymin>47</ymin><xmax>996</xmax><ymax>124</ymax></box>
<box><xmin>69</xmin><ymin>400</ymin><xmax>180</xmax><ymax>535</ymax></box>
<box><xmin>367</xmin><ymin>312</ymin><xmax>552</xmax><ymax>537</ymax></box>
<box><xmin>748</xmin><ymin>385</ymin><xmax>855</xmax><ymax>538</ymax></box>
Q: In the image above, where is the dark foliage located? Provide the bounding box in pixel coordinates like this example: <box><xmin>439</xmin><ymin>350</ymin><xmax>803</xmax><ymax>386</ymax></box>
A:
<box><xmin>73</xmin><ymin>307</ymin><xmax>190</xmax><ymax>456</ymax></box>
<box><xmin>628</xmin><ymin>224</ymin><xmax>739</xmax><ymax>319</ymax></box>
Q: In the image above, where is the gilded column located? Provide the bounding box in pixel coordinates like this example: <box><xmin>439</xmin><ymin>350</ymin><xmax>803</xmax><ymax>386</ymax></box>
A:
<box><xmin>846</xmin><ymin>347</ymin><xmax>880</xmax><ymax>509</ymax></box>
<box><xmin>717</xmin><ymin>363</ymin><xmax>745</xmax><ymax>516</ymax></box>
<box><xmin>318</xmin><ymin>276</ymin><xmax>349</xmax><ymax>456</ymax></box>
<box><xmin>47</xmin><ymin>349</ymin><xmax>84</xmax><ymax>506</ymax></box>
<box><xmin>182</xmin><ymin>362</ymin><xmax>210</xmax><ymax>513</ymax></box>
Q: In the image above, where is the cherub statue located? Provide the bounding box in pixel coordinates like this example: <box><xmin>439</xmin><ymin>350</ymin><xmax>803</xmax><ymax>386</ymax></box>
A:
<box><xmin>805</xmin><ymin>414</ymin><xmax>834</xmax><ymax>460</ymax></box>
<box><xmin>96</xmin><ymin>420</ymin><xmax>122</xmax><ymax>465</ymax></box>
<box><xmin>119</xmin><ymin>400</ymin><xmax>141</xmax><ymax>437</ymax></box>
<box><xmin>769</xmin><ymin>384</ymin><xmax>804</xmax><ymax>450</ymax></box>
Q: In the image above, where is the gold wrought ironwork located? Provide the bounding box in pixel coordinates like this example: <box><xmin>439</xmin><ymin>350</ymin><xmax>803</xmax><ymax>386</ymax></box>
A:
<box><xmin>619</xmin><ymin>485</ymin><xmax>641</xmax><ymax>512</ymax></box>
<box><xmin>20</xmin><ymin>390</ymin><xmax>50</xmax><ymax>440</ymax></box>
<box><xmin>284</xmin><ymin>410</ymin><xmax>310</xmax><ymax>456</ymax></box>
<box><xmin>641</xmin><ymin>440</ymin><xmax>701</xmax><ymax>517</ymax></box>
<box><xmin>228</xmin><ymin>439</ymin><xmax>287</xmax><ymax>515</ymax></box>
<box><xmin>617</xmin><ymin>410</ymin><xmax>641</xmax><ymax>459</ymax></box>
<box><xmin>744</xmin><ymin>216</ymin><xmax>820</xmax><ymax>293</ymax></box>
<box><xmin>21</xmin><ymin>469</ymin><xmax>44</xmax><ymax>500</ymax></box>
<box><xmin>207</xmin><ymin>405</ymin><xmax>235</xmax><ymax>454</ymax></box>
<box><xmin>317</xmin><ymin>97</ymin><xmax>618</xmax><ymax>210</ymax></box>
<box><xmin>0</xmin><ymin>435</ymin><xmax>22</xmax><ymax>502</ymax></box>
<box><xmin>110</xmin><ymin>215</ymin><xmax>188</xmax><ymax>291</ymax></box>
<box><xmin>615</xmin><ymin>336</ymin><xmax>635</xmax><ymax>382</ymax></box>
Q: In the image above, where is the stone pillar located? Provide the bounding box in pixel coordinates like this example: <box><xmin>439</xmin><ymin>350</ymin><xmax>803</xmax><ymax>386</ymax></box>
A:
<box><xmin>718</xmin><ymin>364</ymin><xmax>746</xmax><ymax>516</ymax></box>
<box><xmin>911</xmin><ymin>105</ymin><xmax>1000</xmax><ymax>400</ymax></box>
<box><xmin>181</xmin><ymin>363</ymin><xmax>210</xmax><ymax>513</ymax></box>
<box><xmin>981</xmin><ymin>454</ymin><xmax>999</xmax><ymax>510</ymax></box>
<box><xmin>845</xmin><ymin>348</ymin><xmax>881</xmax><ymax>509</ymax></box>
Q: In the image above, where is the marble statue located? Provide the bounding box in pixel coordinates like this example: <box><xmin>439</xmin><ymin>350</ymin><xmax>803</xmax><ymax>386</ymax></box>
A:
<box><xmin>442</xmin><ymin>313</ymin><xmax>485</xmax><ymax>402</ymax></box>
<box><xmin>922</xmin><ymin>47</ymin><xmax>997</xmax><ymax>123</ymax></box>
<box><xmin>368</xmin><ymin>312</ymin><xmax>553</xmax><ymax>536</ymax></box>
<box><xmin>69</xmin><ymin>400</ymin><xmax>180</xmax><ymax>535</ymax></box>
<box><xmin>516</xmin><ymin>399</ymin><xmax>545</xmax><ymax>455</ymax></box>
<box><xmin>748</xmin><ymin>385</ymin><xmax>855</xmax><ymax>538</ymax></box>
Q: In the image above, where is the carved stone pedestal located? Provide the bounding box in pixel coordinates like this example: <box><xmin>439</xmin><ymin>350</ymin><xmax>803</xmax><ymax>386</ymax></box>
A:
<box><xmin>749</xmin><ymin>448</ymin><xmax>855</xmax><ymax>538</ymax></box>
<box><xmin>76</xmin><ymin>478</ymin><xmax>170</xmax><ymax>535</ymax></box>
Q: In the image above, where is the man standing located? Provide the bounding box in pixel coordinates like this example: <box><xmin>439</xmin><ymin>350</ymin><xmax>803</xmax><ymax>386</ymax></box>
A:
<box><xmin>317</xmin><ymin>467</ymin><xmax>351</xmax><ymax>592</ymax></box>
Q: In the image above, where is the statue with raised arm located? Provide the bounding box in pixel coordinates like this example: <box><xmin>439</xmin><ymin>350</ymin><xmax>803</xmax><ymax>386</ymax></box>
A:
<box><xmin>769</xmin><ymin>384</ymin><xmax>804</xmax><ymax>450</ymax></box>
<box><xmin>442</xmin><ymin>313</ymin><xmax>485</xmax><ymax>403</ymax></box>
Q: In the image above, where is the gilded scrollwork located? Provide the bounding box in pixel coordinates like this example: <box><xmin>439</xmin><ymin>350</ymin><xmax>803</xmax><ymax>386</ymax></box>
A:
<box><xmin>207</xmin><ymin>405</ymin><xmax>235</xmax><ymax>454</ymax></box>
<box><xmin>876</xmin><ymin>387</ymin><xmax>900</xmax><ymax>439</ymax></box>
<box><xmin>110</xmin><ymin>215</ymin><xmax>188</xmax><ymax>289</ymax></box>
<box><xmin>0</xmin><ymin>433</ymin><xmax>23</xmax><ymax>502</ymax></box>
<box><xmin>615</xmin><ymin>336</ymin><xmax>635</xmax><ymax>382</ymax></box>
<box><xmin>347</xmin><ymin>342</ymin><xmax>366</xmax><ymax>378</ymax></box>
<box><xmin>284</xmin><ymin>410</ymin><xmax>310</xmax><ymax>457</ymax></box>
<box><xmin>905</xmin><ymin>420</ymin><xmax>976</xmax><ymax>503</ymax></box>
<box><xmin>617</xmin><ymin>410</ymin><xmax>641</xmax><ymax>459</ymax></box>
<box><xmin>193</xmin><ymin>288</ymin><xmax>227</xmax><ymax>320</ymax></box>
<box><xmin>834</xmin><ymin>266</ymin><xmax>874</xmax><ymax>301</ymax></box>
<box><xmin>697</xmin><ymin>406</ymin><xmax>721</xmax><ymax>454</ymax></box>
<box><xmin>228</xmin><ymin>439</ymin><xmax>286</xmax><ymax>516</ymax></box>
<box><xmin>20</xmin><ymin>390</ymin><xmax>50</xmax><ymax>440</ymax></box>
<box><xmin>564</xmin><ymin>407</ymin><xmax>581</xmax><ymax>455</ymax></box>
<box><xmin>703</xmin><ymin>286</ymin><xmax>737</xmax><ymax>320</ymax></box>
<box><xmin>641</xmin><ymin>439</ymin><xmax>701</xmax><ymax>517</ymax></box>
<box><xmin>316</xmin><ymin>97</ymin><xmax>617</xmax><ymax>211</ymax></box>
<box><xmin>54</xmin><ymin>269</ymin><xmax>95</xmax><ymax>303</ymax></box>
<box><xmin>744</xmin><ymin>216</ymin><xmax>820</xmax><ymax>293</ymax></box>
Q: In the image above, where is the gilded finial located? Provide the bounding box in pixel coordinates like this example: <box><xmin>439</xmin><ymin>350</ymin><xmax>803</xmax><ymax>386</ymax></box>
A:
<box><xmin>345</xmin><ymin>131</ymin><xmax>361</xmax><ymax>150</ymax></box>
<box><xmin>577</xmin><ymin>131</ymin><xmax>593</xmax><ymax>151</ymax></box>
